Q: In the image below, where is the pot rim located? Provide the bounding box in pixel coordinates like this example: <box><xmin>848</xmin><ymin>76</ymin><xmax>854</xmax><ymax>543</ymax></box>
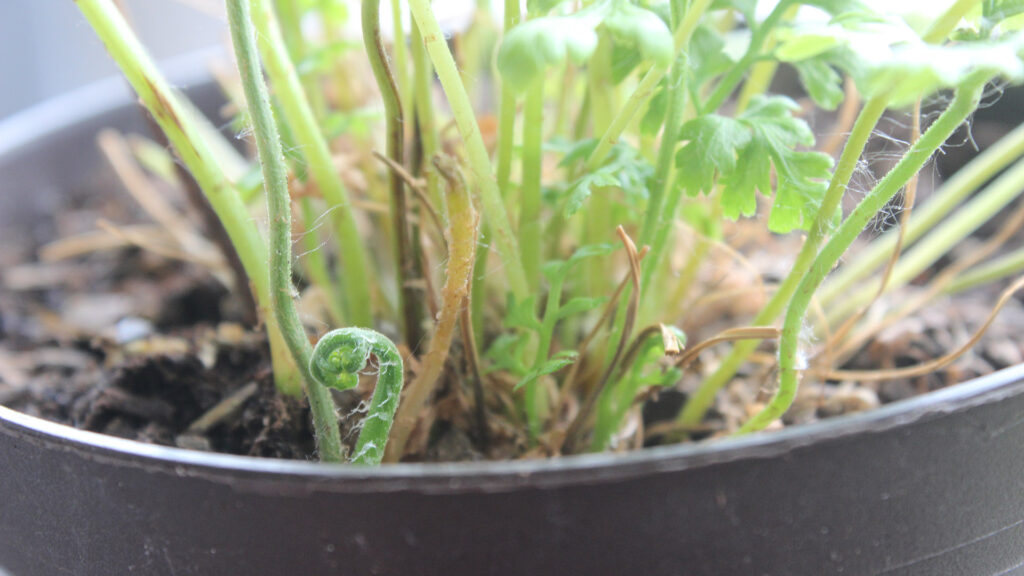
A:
<box><xmin>2</xmin><ymin>50</ymin><xmax>1023</xmax><ymax>490</ymax></box>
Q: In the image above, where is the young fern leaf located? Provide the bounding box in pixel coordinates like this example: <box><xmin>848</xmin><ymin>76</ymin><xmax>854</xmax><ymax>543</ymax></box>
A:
<box><xmin>310</xmin><ymin>328</ymin><xmax>404</xmax><ymax>465</ymax></box>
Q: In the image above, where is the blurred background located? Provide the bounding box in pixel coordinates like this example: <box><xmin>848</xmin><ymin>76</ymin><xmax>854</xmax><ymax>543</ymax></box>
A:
<box><xmin>0</xmin><ymin>1</ymin><xmax>223</xmax><ymax>119</ymax></box>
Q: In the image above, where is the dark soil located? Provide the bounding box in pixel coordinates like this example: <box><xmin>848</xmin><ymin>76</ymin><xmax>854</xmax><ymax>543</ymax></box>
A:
<box><xmin>0</xmin><ymin>247</ymin><xmax>315</xmax><ymax>458</ymax></box>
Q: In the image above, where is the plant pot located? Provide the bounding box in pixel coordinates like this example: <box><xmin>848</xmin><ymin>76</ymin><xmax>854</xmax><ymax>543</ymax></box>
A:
<box><xmin>2</xmin><ymin>58</ymin><xmax>1024</xmax><ymax>576</ymax></box>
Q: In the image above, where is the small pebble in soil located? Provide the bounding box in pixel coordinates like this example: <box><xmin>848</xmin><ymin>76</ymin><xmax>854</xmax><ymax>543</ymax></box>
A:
<box><xmin>115</xmin><ymin>316</ymin><xmax>154</xmax><ymax>344</ymax></box>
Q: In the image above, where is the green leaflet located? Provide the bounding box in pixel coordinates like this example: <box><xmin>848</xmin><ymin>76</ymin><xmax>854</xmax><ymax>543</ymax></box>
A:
<box><xmin>558</xmin><ymin>140</ymin><xmax>654</xmax><ymax>216</ymax></box>
<box><xmin>484</xmin><ymin>332</ymin><xmax>530</xmax><ymax>375</ymax></box>
<box><xmin>676</xmin><ymin>115</ymin><xmax>752</xmax><ymax>195</ymax></box>
<box><xmin>862</xmin><ymin>37</ymin><xmax>1024</xmax><ymax>106</ymax></box>
<box><xmin>515</xmin><ymin>350</ymin><xmax>579</xmax><ymax>390</ymax></box>
<box><xmin>793</xmin><ymin>58</ymin><xmax>844</xmax><ymax>110</ymax></box>
<box><xmin>542</xmin><ymin>242</ymin><xmax>620</xmax><ymax>285</ymax></box>
<box><xmin>505</xmin><ymin>295</ymin><xmax>543</xmax><ymax>331</ymax></box>
<box><xmin>689</xmin><ymin>24</ymin><xmax>735</xmax><ymax>88</ymax></box>
<box><xmin>777</xmin><ymin>10</ymin><xmax>1024</xmax><ymax>107</ymax></box>
<box><xmin>776</xmin><ymin>32</ymin><xmax>842</xmax><ymax>62</ymax></box>
<box><xmin>565</xmin><ymin>170</ymin><xmax>622</xmax><ymax>216</ymax></box>
<box><xmin>675</xmin><ymin>96</ymin><xmax>835</xmax><ymax>233</ymax></box>
<box><xmin>556</xmin><ymin>296</ymin><xmax>607</xmax><ymax>319</ymax></box>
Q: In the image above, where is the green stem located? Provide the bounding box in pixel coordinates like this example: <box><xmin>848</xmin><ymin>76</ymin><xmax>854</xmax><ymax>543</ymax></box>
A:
<box><xmin>677</xmin><ymin>94</ymin><xmax>889</xmax><ymax>428</ymax></box>
<box><xmin>273</xmin><ymin>0</ymin><xmax>327</xmax><ymax>119</ymax></box>
<box><xmin>739</xmin><ymin>77</ymin><xmax>986</xmax><ymax>434</ymax></box>
<box><xmin>362</xmin><ymin>0</ymin><xmax>422</xmax><ymax>347</ymax></box>
<box><xmin>471</xmin><ymin>226</ymin><xmax>491</xmax><ymax>352</ymax></box>
<box><xmin>408</xmin><ymin>0</ymin><xmax>530</xmax><ymax>301</ymax></box>
<box><xmin>226</xmin><ymin>0</ymin><xmax>343</xmax><ymax>460</ymax></box>
<box><xmin>639</xmin><ymin>45</ymin><xmax>688</xmax><ymax>284</ymax></box>
<box><xmin>733</xmin><ymin>4</ymin><xmax>799</xmax><ymax>113</ymax></box>
<box><xmin>946</xmin><ymin>247</ymin><xmax>1024</xmax><ymax>294</ymax></box>
<box><xmin>462</xmin><ymin>0</ymin><xmax>491</xmax><ymax>352</ymax></box>
<box><xmin>825</xmin><ymin>157</ymin><xmax>1024</xmax><ymax>326</ymax></box>
<box><xmin>390</xmin><ymin>0</ymin><xmax>412</xmax><ymax>124</ymax></box>
<box><xmin>251</xmin><ymin>0</ymin><xmax>375</xmax><ymax>328</ymax></box>
<box><xmin>676</xmin><ymin>0</ymin><xmax>984</xmax><ymax>428</ymax></box>
<box><xmin>819</xmin><ymin>121</ymin><xmax>1024</xmax><ymax>306</ymax></box>
<box><xmin>922</xmin><ymin>0</ymin><xmax>981</xmax><ymax>43</ymax></box>
<box><xmin>272</xmin><ymin>0</ymin><xmax>341</xmax><ymax>319</ymax></box>
<box><xmin>584</xmin><ymin>33</ymin><xmax>617</xmax><ymax>296</ymax></box>
<box><xmin>75</xmin><ymin>0</ymin><xmax>300</xmax><ymax>395</ymax></box>
<box><xmin>702</xmin><ymin>0</ymin><xmax>791</xmax><ymax>114</ymax></box>
<box><xmin>410</xmin><ymin>17</ymin><xmax>441</xmax><ymax>207</ymax></box>
<box><xmin>528</xmin><ymin>277</ymin><xmax>565</xmax><ymax>439</ymax></box>
<box><xmin>310</xmin><ymin>328</ymin><xmax>405</xmax><ymax>465</ymax></box>
<box><xmin>495</xmin><ymin>0</ymin><xmax>522</xmax><ymax>205</ymax></box>
<box><xmin>521</xmin><ymin>79</ymin><xmax>545</xmax><ymax>292</ymax></box>
<box><xmin>584</xmin><ymin>0</ymin><xmax>712</xmax><ymax>172</ymax></box>
<box><xmin>591</xmin><ymin>330</ymin><xmax>662</xmax><ymax>451</ymax></box>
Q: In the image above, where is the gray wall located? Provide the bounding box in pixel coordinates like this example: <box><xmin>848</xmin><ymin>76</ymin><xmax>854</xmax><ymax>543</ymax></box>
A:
<box><xmin>0</xmin><ymin>0</ymin><xmax>224</xmax><ymax>119</ymax></box>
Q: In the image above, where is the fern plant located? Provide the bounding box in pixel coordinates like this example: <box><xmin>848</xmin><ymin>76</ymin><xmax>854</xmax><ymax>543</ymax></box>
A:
<box><xmin>76</xmin><ymin>0</ymin><xmax>1024</xmax><ymax>463</ymax></box>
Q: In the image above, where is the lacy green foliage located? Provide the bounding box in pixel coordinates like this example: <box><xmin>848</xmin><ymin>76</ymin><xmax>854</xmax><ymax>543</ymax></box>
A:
<box><xmin>311</xmin><ymin>328</ymin><xmax>404</xmax><ymax>465</ymax></box>
<box><xmin>553</xmin><ymin>139</ymin><xmax>654</xmax><ymax>216</ymax></box>
<box><xmin>489</xmin><ymin>243</ymin><xmax>617</xmax><ymax>389</ymax></box>
<box><xmin>675</xmin><ymin>96</ymin><xmax>835</xmax><ymax>233</ymax></box>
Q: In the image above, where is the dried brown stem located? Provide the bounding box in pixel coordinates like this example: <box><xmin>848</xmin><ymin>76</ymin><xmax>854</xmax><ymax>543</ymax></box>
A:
<box><xmin>832</xmin><ymin>195</ymin><xmax>1024</xmax><ymax>364</ymax></box>
<box><xmin>383</xmin><ymin>157</ymin><xmax>478</xmax><ymax>462</ymax></box>
<box><xmin>813</xmin><ymin>276</ymin><xmax>1024</xmax><ymax>381</ymax></box>
<box><xmin>372</xmin><ymin>151</ymin><xmax>446</xmax><ymax>243</ymax></box>
<box><xmin>557</xmin><ymin>246</ymin><xmax>651</xmax><ymax>410</ymax></box>
<box><xmin>673</xmin><ymin>327</ymin><xmax>781</xmax><ymax>372</ymax></box>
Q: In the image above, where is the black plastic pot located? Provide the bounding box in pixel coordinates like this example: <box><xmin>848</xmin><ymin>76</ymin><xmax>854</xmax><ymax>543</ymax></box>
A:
<box><xmin>2</xmin><ymin>55</ymin><xmax>1024</xmax><ymax>576</ymax></box>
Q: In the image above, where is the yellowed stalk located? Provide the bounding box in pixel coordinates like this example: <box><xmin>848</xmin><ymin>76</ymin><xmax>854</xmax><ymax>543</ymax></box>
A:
<box><xmin>384</xmin><ymin>158</ymin><xmax>478</xmax><ymax>462</ymax></box>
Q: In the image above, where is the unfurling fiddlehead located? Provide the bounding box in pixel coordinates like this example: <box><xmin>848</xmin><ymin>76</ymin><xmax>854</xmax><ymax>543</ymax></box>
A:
<box><xmin>310</xmin><ymin>328</ymin><xmax>405</xmax><ymax>465</ymax></box>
